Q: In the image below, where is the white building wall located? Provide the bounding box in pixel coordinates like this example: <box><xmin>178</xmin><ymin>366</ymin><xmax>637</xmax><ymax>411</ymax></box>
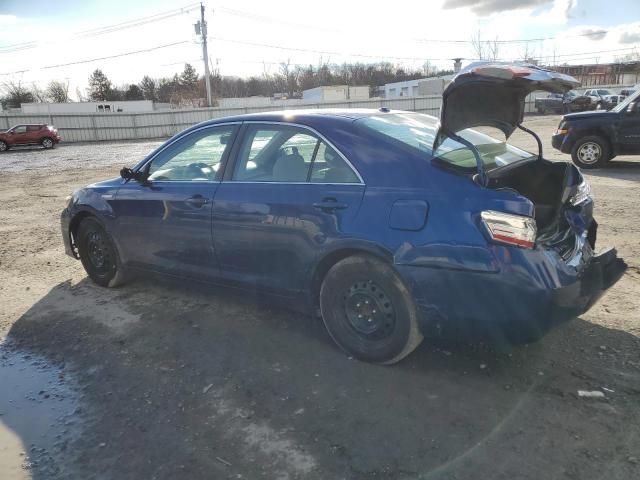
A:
<box><xmin>348</xmin><ymin>86</ymin><xmax>370</xmax><ymax>100</ymax></box>
<box><xmin>384</xmin><ymin>79</ymin><xmax>420</xmax><ymax>98</ymax></box>
<box><xmin>21</xmin><ymin>100</ymin><xmax>154</xmax><ymax>114</ymax></box>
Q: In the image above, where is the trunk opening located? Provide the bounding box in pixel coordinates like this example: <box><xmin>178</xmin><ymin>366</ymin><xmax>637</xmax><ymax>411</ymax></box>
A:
<box><xmin>487</xmin><ymin>160</ymin><xmax>587</xmax><ymax>258</ymax></box>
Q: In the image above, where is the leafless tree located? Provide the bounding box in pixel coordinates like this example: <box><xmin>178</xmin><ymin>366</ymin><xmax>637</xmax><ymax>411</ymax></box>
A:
<box><xmin>487</xmin><ymin>37</ymin><xmax>500</xmax><ymax>61</ymax></box>
<box><xmin>0</xmin><ymin>80</ymin><xmax>34</xmax><ymax>108</ymax></box>
<box><xmin>470</xmin><ymin>30</ymin><xmax>486</xmax><ymax>60</ymax></box>
<box><xmin>47</xmin><ymin>80</ymin><xmax>70</xmax><ymax>103</ymax></box>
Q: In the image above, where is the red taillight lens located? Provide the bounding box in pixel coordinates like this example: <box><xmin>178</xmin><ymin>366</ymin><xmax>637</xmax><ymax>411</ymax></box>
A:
<box><xmin>480</xmin><ymin>211</ymin><xmax>537</xmax><ymax>249</ymax></box>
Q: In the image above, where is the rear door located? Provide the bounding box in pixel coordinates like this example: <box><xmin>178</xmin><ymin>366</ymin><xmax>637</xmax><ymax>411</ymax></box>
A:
<box><xmin>211</xmin><ymin>122</ymin><xmax>364</xmax><ymax>296</ymax></box>
<box><xmin>112</xmin><ymin>123</ymin><xmax>239</xmax><ymax>279</ymax></box>
<box><xmin>25</xmin><ymin>125</ymin><xmax>43</xmax><ymax>144</ymax></box>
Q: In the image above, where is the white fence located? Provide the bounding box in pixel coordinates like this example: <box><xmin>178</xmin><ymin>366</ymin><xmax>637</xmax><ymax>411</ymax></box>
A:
<box><xmin>0</xmin><ymin>92</ymin><xmax>573</xmax><ymax>143</ymax></box>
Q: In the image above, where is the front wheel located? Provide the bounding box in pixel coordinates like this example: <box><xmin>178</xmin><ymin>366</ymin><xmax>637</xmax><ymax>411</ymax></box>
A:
<box><xmin>319</xmin><ymin>255</ymin><xmax>423</xmax><ymax>364</ymax></box>
<box><xmin>571</xmin><ymin>135</ymin><xmax>610</xmax><ymax>169</ymax></box>
<box><xmin>77</xmin><ymin>217</ymin><xmax>127</xmax><ymax>287</ymax></box>
<box><xmin>0</xmin><ymin>140</ymin><xmax>8</xmax><ymax>152</ymax></box>
<box><xmin>42</xmin><ymin>137</ymin><xmax>54</xmax><ymax>149</ymax></box>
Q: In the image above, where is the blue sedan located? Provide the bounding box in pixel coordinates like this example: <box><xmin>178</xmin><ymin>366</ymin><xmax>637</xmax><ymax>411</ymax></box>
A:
<box><xmin>61</xmin><ymin>64</ymin><xmax>626</xmax><ymax>363</ymax></box>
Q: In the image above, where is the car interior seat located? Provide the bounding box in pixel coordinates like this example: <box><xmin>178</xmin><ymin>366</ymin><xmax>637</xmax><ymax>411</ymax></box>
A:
<box><xmin>272</xmin><ymin>146</ymin><xmax>307</xmax><ymax>181</ymax></box>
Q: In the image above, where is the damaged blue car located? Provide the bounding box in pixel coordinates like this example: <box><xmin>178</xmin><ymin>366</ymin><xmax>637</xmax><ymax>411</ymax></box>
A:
<box><xmin>61</xmin><ymin>63</ymin><xmax>626</xmax><ymax>364</ymax></box>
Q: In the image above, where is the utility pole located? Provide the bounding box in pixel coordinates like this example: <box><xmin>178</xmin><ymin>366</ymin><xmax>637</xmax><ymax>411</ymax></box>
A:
<box><xmin>195</xmin><ymin>3</ymin><xmax>212</xmax><ymax>107</ymax></box>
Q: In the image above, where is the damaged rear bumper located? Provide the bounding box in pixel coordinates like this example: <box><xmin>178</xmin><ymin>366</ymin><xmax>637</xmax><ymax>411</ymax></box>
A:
<box><xmin>396</xmin><ymin>243</ymin><xmax>627</xmax><ymax>342</ymax></box>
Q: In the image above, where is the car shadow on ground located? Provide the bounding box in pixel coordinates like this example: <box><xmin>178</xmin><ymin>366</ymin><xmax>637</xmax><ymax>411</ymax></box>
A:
<box><xmin>583</xmin><ymin>159</ymin><xmax>640</xmax><ymax>176</ymax></box>
<box><xmin>3</xmin><ymin>276</ymin><xmax>640</xmax><ymax>480</ymax></box>
<box><xmin>1</xmin><ymin>146</ymin><xmax>49</xmax><ymax>154</ymax></box>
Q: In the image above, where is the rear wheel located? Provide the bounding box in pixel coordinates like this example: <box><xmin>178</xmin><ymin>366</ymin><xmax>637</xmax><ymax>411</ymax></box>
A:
<box><xmin>319</xmin><ymin>255</ymin><xmax>423</xmax><ymax>364</ymax></box>
<box><xmin>77</xmin><ymin>217</ymin><xmax>127</xmax><ymax>287</ymax></box>
<box><xmin>42</xmin><ymin>137</ymin><xmax>54</xmax><ymax>149</ymax></box>
<box><xmin>0</xmin><ymin>141</ymin><xmax>7</xmax><ymax>152</ymax></box>
<box><xmin>571</xmin><ymin>135</ymin><xmax>610</xmax><ymax>169</ymax></box>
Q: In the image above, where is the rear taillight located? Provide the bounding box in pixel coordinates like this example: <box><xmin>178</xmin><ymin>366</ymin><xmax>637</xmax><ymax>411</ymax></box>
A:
<box><xmin>480</xmin><ymin>211</ymin><xmax>537</xmax><ymax>249</ymax></box>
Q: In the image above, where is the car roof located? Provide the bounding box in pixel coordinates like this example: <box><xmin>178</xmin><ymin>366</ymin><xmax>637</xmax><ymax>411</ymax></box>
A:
<box><xmin>198</xmin><ymin>108</ymin><xmax>415</xmax><ymax>128</ymax></box>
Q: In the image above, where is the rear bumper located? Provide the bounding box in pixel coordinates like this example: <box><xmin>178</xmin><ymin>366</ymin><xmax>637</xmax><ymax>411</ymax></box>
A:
<box><xmin>396</xmin><ymin>244</ymin><xmax>627</xmax><ymax>342</ymax></box>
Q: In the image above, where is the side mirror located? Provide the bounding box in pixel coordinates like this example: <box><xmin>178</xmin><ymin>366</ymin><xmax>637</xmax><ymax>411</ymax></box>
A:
<box><xmin>120</xmin><ymin>167</ymin><xmax>136</xmax><ymax>180</ymax></box>
<box><xmin>120</xmin><ymin>167</ymin><xmax>150</xmax><ymax>184</ymax></box>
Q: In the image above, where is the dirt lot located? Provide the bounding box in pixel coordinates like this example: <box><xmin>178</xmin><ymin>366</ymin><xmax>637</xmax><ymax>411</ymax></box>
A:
<box><xmin>1</xmin><ymin>115</ymin><xmax>639</xmax><ymax>479</ymax></box>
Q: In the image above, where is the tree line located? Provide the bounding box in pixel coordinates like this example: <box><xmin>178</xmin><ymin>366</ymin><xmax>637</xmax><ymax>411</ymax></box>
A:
<box><xmin>1</xmin><ymin>61</ymin><xmax>451</xmax><ymax>108</ymax></box>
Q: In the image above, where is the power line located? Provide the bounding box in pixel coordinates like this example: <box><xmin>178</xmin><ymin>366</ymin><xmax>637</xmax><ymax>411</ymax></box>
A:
<box><xmin>415</xmin><ymin>29</ymin><xmax>610</xmax><ymax>44</ymax></box>
<box><xmin>0</xmin><ymin>4</ymin><xmax>199</xmax><ymax>54</ymax></box>
<box><xmin>75</xmin><ymin>3</ymin><xmax>199</xmax><ymax>38</ymax></box>
<box><xmin>42</xmin><ymin>41</ymin><xmax>191</xmax><ymax>70</ymax></box>
<box><xmin>209</xmin><ymin>36</ymin><xmax>456</xmax><ymax>61</ymax></box>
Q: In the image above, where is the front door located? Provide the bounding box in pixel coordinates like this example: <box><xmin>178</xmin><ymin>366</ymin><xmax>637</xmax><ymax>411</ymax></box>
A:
<box><xmin>112</xmin><ymin>124</ymin><xmax>238</xmax><ymax>279</ymax></box>
<box><xmin>8</xmin><ymin>125</ymin><xmax>28</xmax><ymax>145</ymax></box>
<box><xmin>212</xmin><ymin>123</ymin><xmax>365</xmax><ymax>296</ymax></box>
<box><xmin>617</xmin><ymin>103</ymin><xmax>640</xmax><ymax>154</ymax></box>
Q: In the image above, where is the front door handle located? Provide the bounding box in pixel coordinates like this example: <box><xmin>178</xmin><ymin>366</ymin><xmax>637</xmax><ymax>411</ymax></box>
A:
<box><xmin>185</xmin><ymin>195</ymin><xmax>209</xmax><ymax>207</ymax></box>
<box><xmin>313</xmin><ymin>198</ymin><xmax>348</xmax><ymax>212</ymax></box>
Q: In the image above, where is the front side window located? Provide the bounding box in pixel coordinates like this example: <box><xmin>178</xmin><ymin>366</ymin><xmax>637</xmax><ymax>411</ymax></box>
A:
<box><xmin>357</xmin><ymin>113</ymin><xmax>535</xmax><ymax>172</ymax></box>
<box><xmin>147</xmin><ymin>125</ymin><xmax>236</xmax><ymax>181</ymax></box>
<box><xmin>232</xmin><ymin>125</ymin><xmax>359</xmax><ymax>183</ymax></box>
<box><xmin>12</xmin><ymin>125</ymin><xmax>27</xmax><ymax>134</ymax></box>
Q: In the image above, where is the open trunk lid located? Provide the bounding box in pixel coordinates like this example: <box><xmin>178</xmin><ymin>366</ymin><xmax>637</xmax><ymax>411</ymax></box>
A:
<box><xmin>435</xmin><ymin>62</ymin><xmax>580</xmax><ymax>186</ymax></box>
<box><xmin>439</xmin><ymin>62</ymin><xmax>580</xmax><ymax>138</ymax></box>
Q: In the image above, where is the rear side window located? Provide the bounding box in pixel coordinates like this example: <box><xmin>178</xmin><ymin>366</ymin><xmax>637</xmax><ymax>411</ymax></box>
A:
<box><xmin>26</xmin><ymin>125</ymin><xmax>42</xmax><ymax>132</ymax></box>
<box><xmin>231</xmin><ymin>124</ymin><xmax>359</xmax><ymax>184</ymax></box>
<box><xmin>357</xmin><ymin>113</ymin><xmax>535</xmax><ymax>172</ymax></box>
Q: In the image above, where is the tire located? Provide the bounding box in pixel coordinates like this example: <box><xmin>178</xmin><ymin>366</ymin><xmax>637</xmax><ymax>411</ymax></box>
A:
<box><xmin>319</xmin><ymin>255</ymin><xmax>423</xmax><ymax>364</ymax></box>
<box><xmin>0</xmin><ymin>140</ymin><xmax>7</xmax><ymax>152</ymax></box>
<box><xmin>595</xmin><ymin>102</ymin><xmax>603</xmax><ymax>111</ymax></box>
<box><xmin>571</xmin><ymin>135</ymin><xmax>610</xmax><ymax>169</ymax></box>
<box><xmin>77</xmin><ymin>217</ymin><xmax>127</xmax><ymax>288</ymax></box>
<box><xmin>41</xmin><ymin>137</ymin><xmax>54</xmax><ymax>149</ymax></box>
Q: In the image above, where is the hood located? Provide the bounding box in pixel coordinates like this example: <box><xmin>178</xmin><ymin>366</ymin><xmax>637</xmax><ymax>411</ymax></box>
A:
<box><xmin>563</xmin><ymin>110</ymin><xmax>618</xmax><ymax>121</ymax></box>
<box><xmin>439</xmin><ymin>62</ymin><xmax>580</xmax><ymax>138</ymax></box>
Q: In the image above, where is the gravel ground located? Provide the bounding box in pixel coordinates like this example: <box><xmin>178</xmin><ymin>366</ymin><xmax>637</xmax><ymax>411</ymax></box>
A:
<box><xmin>0</xmin><ymin>114</ymin><xmax>639</xmax><ymax>479</ymax></box>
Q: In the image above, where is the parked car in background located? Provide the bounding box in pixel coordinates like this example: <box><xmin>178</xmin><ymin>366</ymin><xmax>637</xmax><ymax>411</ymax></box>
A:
<box><xmin>0</xmin><ymin>124</ymin><xmax>61</xmax><ymax>152</ymax></box>
<box><xmin>583</xmin><ymin>88</ymin><xmax>619</xmax><ymax>110</ymax></box>
<box><xmin>620</xmin><ymin>88</ymin><xmax>636</xmax><ymax>98</ymax></box>
<box><xmin>552</xmin><ymin>89</ymin><xmax>640</xmax><ymax>168</ymax></box>
<box><xmin>61</xmin><ymin>63</ymin><xmax>626</xmax><ymax>364</ymax></box>
<box><xmin>535</xmin><ymin>90</ymin><xmax>591</xmax><ymax>114</ymax></box>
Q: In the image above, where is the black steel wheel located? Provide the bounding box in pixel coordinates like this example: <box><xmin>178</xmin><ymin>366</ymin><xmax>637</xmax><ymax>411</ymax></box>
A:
<box><xmin>320</xmin><ymin>255</ymin><xmax>423</xmax><ymax>364</ymax></box>
<box><xmin>77</xmin><ymin>217</ymin><xmax>127</xmax><ymax>287</ymax></box>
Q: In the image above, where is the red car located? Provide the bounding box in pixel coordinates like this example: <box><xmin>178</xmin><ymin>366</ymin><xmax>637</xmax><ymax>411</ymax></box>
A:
<box><xmin>0</xmin><ymin>124</ymin><xmax>61</xmax><ymax>152</ymax></box>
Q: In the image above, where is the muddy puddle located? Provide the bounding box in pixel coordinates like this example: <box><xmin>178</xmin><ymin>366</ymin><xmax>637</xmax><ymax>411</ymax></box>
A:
<box><xmin>0</xmin><ymin>339</ymin><xmax>82</xmax><ymax>479</ymax></box>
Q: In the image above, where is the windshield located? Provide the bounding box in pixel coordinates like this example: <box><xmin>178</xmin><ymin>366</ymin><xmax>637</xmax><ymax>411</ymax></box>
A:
<box><xmin>612</xmin><ymin>89</ymin><xmax>640</xmax><ymax>113</ymax></box>
<box><xmin>357</xmin><ymin>113</ymin><xmax>535</xmax><ymax>172</ymax></box>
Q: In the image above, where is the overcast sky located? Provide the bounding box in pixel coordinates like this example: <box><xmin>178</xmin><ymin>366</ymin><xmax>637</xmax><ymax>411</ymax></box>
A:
<box><xmin>1</xmin><ymin>0</ymin><xmax>639</xmax><ymax>100</ymax></box>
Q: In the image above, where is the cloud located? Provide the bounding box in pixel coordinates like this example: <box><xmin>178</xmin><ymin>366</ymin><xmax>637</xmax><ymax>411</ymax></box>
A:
<box><xmin>442</xmin><ymin>0</ymin><xmax>552</xmax><ymax>15</ymax></box>
<box><xmin>0</xmin><ymin>15</ymin><xmax>19</xmax><ymax>25</ymax></box>
<box><xmin>564</xmin><ymin>0</ymin><xmax>576</xmax><ymax>18</ymax></box>
<box><xmin>619</xmin><ymin>30</ymin><xmax>640</xmax><ymax>44</ymax></box>
<box><xmin>580</xmin><ymin>28</ymin><xmax>607</xmax><ymax>41</ymax></box>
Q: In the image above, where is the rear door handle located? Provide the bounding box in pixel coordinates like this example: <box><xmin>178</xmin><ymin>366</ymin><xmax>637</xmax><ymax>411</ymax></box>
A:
<box><xmin>313</xmin><ymin>198</ymin><xmax>348</xmax><ymax>212</ymax></box>
<box><xmin>185</xmin><ymin>195</ymin><xmax>209</xmax><ymax>207</ymax></box>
